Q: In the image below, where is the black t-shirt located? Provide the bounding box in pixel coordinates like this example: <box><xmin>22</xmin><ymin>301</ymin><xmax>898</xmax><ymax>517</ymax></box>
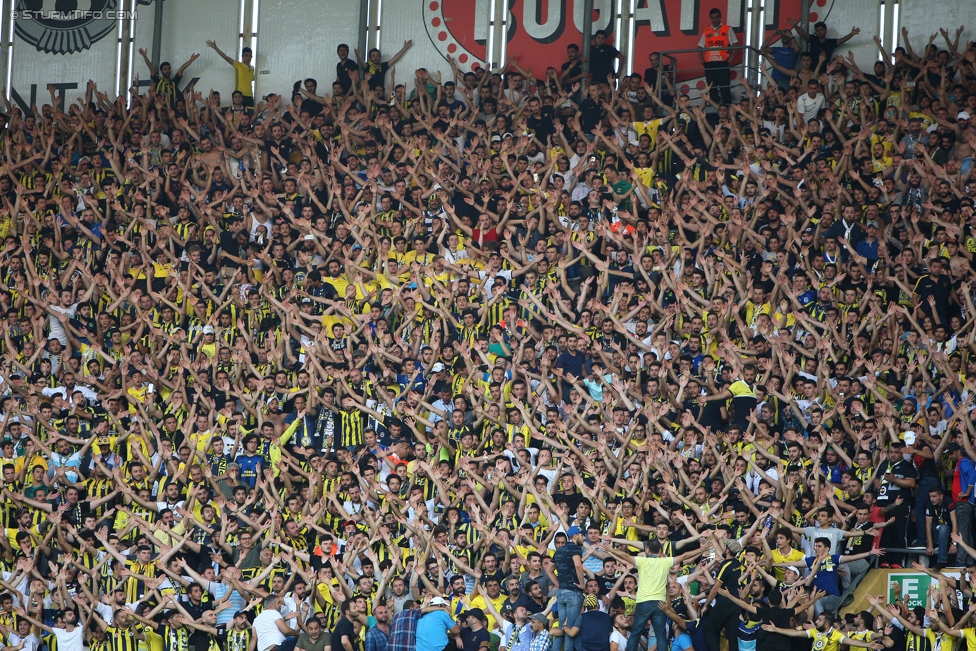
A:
<box><xmin>364</xmin><ymin>61</ymin><xmax>391</xmax><ymax>90</ymax></box>
<box><xmin>915</xmin><ymin>443</ymin><xmax>941</xmax><ymax>480</ymax></box>
<box><xmin>512</xmin><ymin>592</ymin><xmax>545</xmax><ymax>615</ymax></box>
<box><xmin>875</xmin><ymin>458</ymin><xmax>918</xmax><ymax>503</ymax></box>
<box><xmin>808</xmin><ymin>37</ymin><xmax>839</xmax><ymax>63</ymax></box>
<box><xmin>755</xmin><ymin>606</ymin><xmax>797</xmax><ymax>651</ymax></box>
<box><xmin>714</xmin><ymin>558</ymin><xmax>743</xmax><ymax>604</ymax></box>
<box><xmin>265</xmin><ymin>137</ymin><xmax>297</xmax><ymax>164</ymax></box>
<box><xmin>527</xmin><ymin>111</ymin><xmax>556</xmax><ymax>145</ymax></box>
<box><xmin>915</xmin><ymin>273</ymin><xmax>952</xmax><ymax>320</ymax></box>
<box><xmin>336</xmin><ymin>59</ymin><xmax>359</xmax><ymax>91</ymax></box>
<box><xmin>590</xmin><ymin>44</ymin><xmax>620</xmax><ymax>81</ymax></box>
<box><xmin>842</xmin><ymin>521</ymin><xmax>874</xmax><ymax>554</ymax></box>
<box><xmin>926</xmin><ymin>500</ymin><xmax>955</xmax><ymax>527</ymax></box>
<box><xmin>561</xmin><ymin>60</ymin><xmax>583</xmax><ymax>80</ymax></box>
<box><xmin>460</xmin><ymin>627</ymin><xmax>491</xmax><ymax>651</ymax></box>
<box><xmin>552</xmin><ymin>542</ymin><xmax>584</xmax><ymax>591</ymax></box>
<box><xmin>451</xmin><ymin>195</ymin><xmax>482</xmax><ymax>224</ymax></box>
<box><xmin>643</xmin><ymin>66</ymin><xmax>671</xmax><ymax>89</ymax></box>
<box><xmin>576</xmin><ymin>610</ymin><xmax>613</xmax><ymax>651</ymax></box>
<box><xmin>151</xmin><ymin>74</ymin><xmax>183</xmax><ymax>104</ymax></box>
<box><xmin>332</xmin><ymin>616</ymin><xmax>356</xmax><ymax>647</ymax></box>
<box><xmin>578</xmin><ymin>99</ymin><xmax>603</xmax><ymax>132</ymax></box>
<box><xmin>181</xmin><ymin>599</ymin><xmax>214</xmax><ymax>649</ymax></box>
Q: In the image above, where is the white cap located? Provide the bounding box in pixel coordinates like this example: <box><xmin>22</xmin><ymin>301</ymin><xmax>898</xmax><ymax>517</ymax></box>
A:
<box><xmin>903</xmin><ymin>431</ymin><xmax>917</xmax><ymax>445</ymax></box>
<box><xmin>958</xmin><ymin>111</ymin><xmax>972</xmax><ymax>121</ymax></box>
<box><xmin>785</xmin><ymin>566</ymin><xmax>802</xmax><ymax>577</ymax></box>
<box><xmin>431</xmin><ymin>362</ymin><xmax>446</xmax><ymax>372</ymax></box>
<box><xmin>203</xmin><ymin>325</ymin><xmax>215</xmax><ymax>334</ymax></box>
<box><xmin>430</xmin><ymin>596</ymin><xmax>449</xmax><ymax>607</ymax></box>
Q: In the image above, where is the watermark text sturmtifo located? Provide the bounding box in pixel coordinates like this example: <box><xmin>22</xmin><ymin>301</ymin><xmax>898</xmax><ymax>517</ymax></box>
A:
<box><xmin>12</xmin><ymin>10</ymin><xmax>138</xmax><ymax>20</ymax></box>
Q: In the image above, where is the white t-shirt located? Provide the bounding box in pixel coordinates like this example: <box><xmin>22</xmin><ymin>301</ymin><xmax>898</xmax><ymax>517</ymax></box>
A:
<box><xmin>9</xmin><ymin>633</ymin><xmax>39</xmax><ymax>651</ymax></box>
<box><xmin>281</xmin><ymin>594</ymin><xmax>311</xmax><ymax>623</ymax></box>
<box><xmin>610</xmin><ymin>628</ymin><xmax>630</xmax><ymax>651</ymax></box>
<box><xmin>47</xmin><ymin>304</ymin><xmax>78</xmax><ymax>346</ymax></box>
<box><xmin>43</xmin><ymin>385</ymin><xmax>99</xmax><ymax>402</ymax></box>
<box><xmin>796</xmin><ymin>92</ymin><xmax>826</xmax><ymax>122</ymax></box>
<box><xmin>800</xmin><ymin>526</ymin><xmax>844</xmax><ymax>556</ymax></box>
<box><xmin>156</xmin><ymin>500</ymin><xmax>185</xmax><ymax>513</ymax></box>
<box><xmin>253</xmin><ymin>609</ymin><xmax>286</xmax><ymax>651</ymax></box>
<box><xmin>477</xmin><ymin>269</ymin><xmax>513</xmax><ymax>295</ymax></box>
<box><xmin>95</xmin><ymin>602</ymin><xmax>115</xmax><ymax>625</ymax></box>
<box><xmin>51</xmin><ymin>627</ymin><xmax>84</xmax><ymax>651</ymax></box>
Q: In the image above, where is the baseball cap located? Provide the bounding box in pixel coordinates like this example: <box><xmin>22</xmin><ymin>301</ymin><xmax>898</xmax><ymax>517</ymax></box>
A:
<box><xmin>866</xmin><ymin>220</ymin><xmax>879</xmax><ymax>228</ymax></box>
<box><xmin>726</xmin><ymin>540</ymin><xmax>743</xmax><ymax>555</ymax></box>
<box><xmin>465</xmin><ymin>608</ymin><xmax>486</xmax><ymax>622</ymax></box>
<box><xmin>902</xmin><ymin>431</ymin><xmax>917</xmax><ymax>445</ymax></box>
<box><xmin>946</xmin><ymin>442</ymin><xmax>963</xmax><ymax>454</ymax></box>
<box><xmin>430</xmin><ymin>596</ymin><xmax>449</xmax><ymax>607</ymax></box>
<box><xmin>203</xmin><ymin>325</ymin><xmax>215</xmax><ymax>334</ymax></box>
<box><xmin>584</xmin><ymin>594</ymin><xmax>599</xmax><ymax>609</ymax></box>
<box><xmin>531</xmin><ymin>614</ymin><xmax>549</xmax><ymax>625</ymax></box>
<box><xmin>785</xmin><ymin>566</ymin><xmax>802</xmax><ymax>577</ymax></box>
<box><xmin>431</xmin><ymin>362</ymin><xmax>446</xmax><ymax>372</ymax></box>
<box><xmin>566</xmin><ymin>526</ymin><xmax>582</xmax><ymax>537</ymax></box>
<box><xmin>958</xmin><ymin>111</ymin><xmax>972</xmax><ymax>121</ymax></box>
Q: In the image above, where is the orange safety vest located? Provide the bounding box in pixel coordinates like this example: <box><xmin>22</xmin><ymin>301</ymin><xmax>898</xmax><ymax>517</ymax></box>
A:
<box><xmin>703</xmin><ymin>25</ymin><xmax>731</xmax><ymax>62</ymax></box>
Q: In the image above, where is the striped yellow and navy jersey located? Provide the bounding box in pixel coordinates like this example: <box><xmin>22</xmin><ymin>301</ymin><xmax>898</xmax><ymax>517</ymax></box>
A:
<box><xmin>161</xmin><ymin>625</ymin><xmax>189</xmax><ymax>651</ymax></box>
<box><xmin>123</xmin><ymin>560</ymin><xmax>159</xmax><ymax>602</ymax></box>
<box><xmin>337</xmin><ymin>408</ymin><xmax>366</xmax><ymax>448</ymax></box>
<box><xmin>226</xmin><ymin>629</ymin><xmax>251</xmax><ymax>651</ymax></box>
<box><xmin>107</xmin><ymin>625</ymin><xmax>141</xmax><ymax>651</ymax></box>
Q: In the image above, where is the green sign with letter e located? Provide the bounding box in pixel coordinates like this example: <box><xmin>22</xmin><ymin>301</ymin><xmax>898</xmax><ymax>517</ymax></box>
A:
<box><xmin>886</xmin><ymin>571</ymin><xmax>962</xmax><ymax>609</ymax></box>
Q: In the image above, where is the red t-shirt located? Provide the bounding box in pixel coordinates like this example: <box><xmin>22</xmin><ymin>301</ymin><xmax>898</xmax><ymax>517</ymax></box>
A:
<box><xmin>471</xmin><ymin>227</ymin><xmax>499</xmax><ymax>244</ymax></box>
<box><xmin>868</xmin><ymin>505</ymin><xmax>887</xmax><ymax>549</ymax></box>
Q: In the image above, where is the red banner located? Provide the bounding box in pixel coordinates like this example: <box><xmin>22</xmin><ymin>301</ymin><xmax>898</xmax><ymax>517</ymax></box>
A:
<box><xmin>424</xmin><ymin>0</ymin><xmax>804</xmax><ymax>91</ymax></box>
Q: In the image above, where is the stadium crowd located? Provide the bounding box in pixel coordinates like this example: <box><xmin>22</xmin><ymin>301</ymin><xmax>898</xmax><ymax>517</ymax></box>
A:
<box><xmin>0</xmin><ymin>10</ymin><xmax>975</xmax><ymax>651</ymax></box>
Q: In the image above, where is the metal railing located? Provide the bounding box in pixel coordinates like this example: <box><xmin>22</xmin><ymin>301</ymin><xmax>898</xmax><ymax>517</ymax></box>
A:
<box><xmin>649</xmin><ymin>45</ymin><xmax>769</xmax><ymax>106</ymax></box>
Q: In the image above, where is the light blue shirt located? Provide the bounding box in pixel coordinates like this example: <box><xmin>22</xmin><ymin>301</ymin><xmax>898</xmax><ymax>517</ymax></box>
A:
<box><xmin>417</xmin><ymin>610</ymin><xmax>456</xmax><ymax>651</ymax></box>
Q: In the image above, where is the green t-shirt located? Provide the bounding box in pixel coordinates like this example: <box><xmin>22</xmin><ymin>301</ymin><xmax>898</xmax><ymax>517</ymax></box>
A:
<box><xmin>611</xmin><ymin>179</ymin><xmax>633</xmax><ymax>210</ymax></box>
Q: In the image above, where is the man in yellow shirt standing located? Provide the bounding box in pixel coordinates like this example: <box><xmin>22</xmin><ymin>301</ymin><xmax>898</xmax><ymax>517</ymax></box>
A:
<box><xmin>602</xmin><ymin>537</ymin><xmax>705</xmax><ymax>651</ymax></box>
<box><xmin>206</xmin><ymin>40</ymin><xmax>255</xmax><ymax>108</ymax></box>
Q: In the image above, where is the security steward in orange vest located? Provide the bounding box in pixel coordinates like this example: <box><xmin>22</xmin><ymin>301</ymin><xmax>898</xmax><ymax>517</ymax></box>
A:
<box><xmin>698</xmin><ymin>8</ymin><xmax>738</xmax><ymax>105</ymax></box>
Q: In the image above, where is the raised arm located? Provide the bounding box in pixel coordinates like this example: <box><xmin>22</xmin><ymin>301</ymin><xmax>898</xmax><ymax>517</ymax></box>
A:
<box><xmin>206</xmin><ymin>40</ymin><xmax>236</xmax><ymax>66</ymax></box>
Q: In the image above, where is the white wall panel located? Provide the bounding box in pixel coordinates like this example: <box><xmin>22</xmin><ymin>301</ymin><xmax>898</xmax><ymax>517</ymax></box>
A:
<box><xmin>380</xmin><ymin>2</ymin><xmax>455</xmax><ymax>87</ymax></box>
<box><xmin>159</xmin><ymin>0</ymin><xmax>240</xmax><ymax>102</ymax></box>
<box><xmin>133</xmin><ymin>2</ymin><xmax>158</xmax><ymax>81</ymax></box>
<box><xmin>257</xmin><ymin>0</ymin><xmax>359</xmax><ymax>100</ymax></box>
<box><xmin>899</xmin><ymin>0</ymin><xmax>972</xmax><ymax>61</ymax></box>
<box><xmin>804</xmin><ymin>0</ymin><xmax>878</xmax><ymax>74</ymax></box>
<box><xmin>11</xmin><ymin>11</ymin><xmax>119</xmax><ymax>112</ymax></box>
